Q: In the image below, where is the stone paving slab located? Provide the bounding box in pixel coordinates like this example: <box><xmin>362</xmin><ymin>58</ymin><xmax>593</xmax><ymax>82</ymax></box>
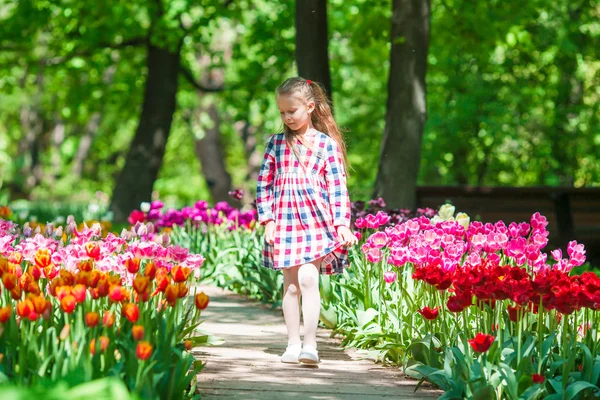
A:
<box><xmin>194</xmin><ymin>285</ymin><xmax>440</xmax><ymax>399</ymax></box>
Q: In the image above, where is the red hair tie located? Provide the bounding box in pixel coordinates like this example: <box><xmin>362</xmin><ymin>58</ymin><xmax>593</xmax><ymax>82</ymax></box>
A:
<box><xmin>306</xmin><ymin>79</ymin><xmax>312</xmax><ymax>85</ymax></box>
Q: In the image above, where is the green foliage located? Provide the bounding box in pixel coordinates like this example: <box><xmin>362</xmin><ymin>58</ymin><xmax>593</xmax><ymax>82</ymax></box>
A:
<box><xmin>170</xmin><ymin>222</ymin><xmax>283</xmax><ymax>305</ymax></box>
<box><xmin>0</xmin><ymin>377</ymin><xmax>135</xmax><ymax>399</ymax></box>
<box><xmin>1</xmin><ymin>0</ymin><xmax>599</xmax><ymax>207</ymax></box>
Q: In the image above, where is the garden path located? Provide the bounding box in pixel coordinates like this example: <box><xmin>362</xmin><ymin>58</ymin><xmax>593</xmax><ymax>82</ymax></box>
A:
<box><xmin>193</xmin><ymin>285</ymin><xmax>440</xmax><ymax>399</ymax></box>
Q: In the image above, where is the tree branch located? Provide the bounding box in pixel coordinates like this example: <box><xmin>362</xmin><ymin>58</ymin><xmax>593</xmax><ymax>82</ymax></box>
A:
<box><xmin>179</xmin><ymin>65</ymin><xmax>224</xmax><ymax>92</ymax></box>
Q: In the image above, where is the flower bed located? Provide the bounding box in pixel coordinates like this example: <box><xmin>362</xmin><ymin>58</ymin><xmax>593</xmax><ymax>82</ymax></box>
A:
<box><xmin>165</xmin><ymin>198</ymin><xmax>597</xmax><ymax>399</ymax></box>
<box><xmin>0</xmin><ymin>218</ymin><xmax>209</xmax><ymax>398</ymax></box>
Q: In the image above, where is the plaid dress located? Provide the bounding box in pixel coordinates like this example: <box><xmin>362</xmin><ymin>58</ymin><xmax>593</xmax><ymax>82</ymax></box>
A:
<box><xmin>256</xmin><ymin>130</ymin><xmax>351</xmax><ymax>274</ymax></box>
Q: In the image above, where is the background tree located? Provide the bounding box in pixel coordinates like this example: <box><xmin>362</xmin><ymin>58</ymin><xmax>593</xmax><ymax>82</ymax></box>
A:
<box><xmin>295</xmin><ymin>0</ymin><xmax>332</xmax><ymax>98</ymax></box>
<box><xmin>373</xmin><ymin>0</ymin><xmax>431</xmax><ymax>209</ymax></box>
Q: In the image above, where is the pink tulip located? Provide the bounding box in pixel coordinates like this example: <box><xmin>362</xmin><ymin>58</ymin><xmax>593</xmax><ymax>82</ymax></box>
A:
<box><xmin>354</xmin><ymin>218</ymin><xmax>366</xmax><ymax>229</ymax></box>
<box><xmin>383</xmin><ymin>271</ymin><xmax>397</xmax><ymax>284</ymax></box>
<box><xmin>368</xmin><ymin>231</ymin><xmax>389</xmax><ymax>248</ymax></box>
<box><xmin>367</xmin><ymin>248</ymin><xmax>383</xmax><ymax>263</ymax></box>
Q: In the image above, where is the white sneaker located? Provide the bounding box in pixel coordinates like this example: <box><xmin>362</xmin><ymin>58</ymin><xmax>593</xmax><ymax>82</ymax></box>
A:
<box><xmin>280</xmin><ymin>344</ymin><xmax>302</xmax><ymax>364</ymax></box>
<box><xmin>298</xmin><ymin>345</ymin><xmax>319</xmax><ymax>364</ymax></box>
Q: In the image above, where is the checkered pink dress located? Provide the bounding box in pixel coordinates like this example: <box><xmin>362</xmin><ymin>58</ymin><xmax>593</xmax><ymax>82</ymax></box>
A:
<box><xmin>256</xmin><ymin>131</ymin><xmax>351</xmax><ymax>274</ymax></box>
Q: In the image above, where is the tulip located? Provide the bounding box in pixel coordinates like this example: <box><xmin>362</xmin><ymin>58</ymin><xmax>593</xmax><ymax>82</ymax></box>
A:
<box><xmin>133</xmin><ymin>274</ymin><xmax>150</xmax><ymax>295</ymax></box>
<box><xmin>136</xmin><ymin>341</ymin><xmax>153</xmax><ymax>361</ymax></box>
<box><xmin>60</xmin><ymin>295</ymin><xmax>77</xmax><ymax>313</ymax></box>
<box><xmin>468</xmin><ymin>333</ymin><xmax>495</xmax><ymax>353</ymax></box>
<box><xmin>165</xmin><ymin>284</ymin><xmax>179</xmax><ymax>306</ymax></box>
<box><xmin>55</xmin><ymin>286</ymin><xmax>72</xmax><ymax>301</ymax></box>
<box><xmin>78</xmin><ymin>259</ymin><xmax>94</xmax><ymax>272</ymax></box>
<box><xmin>0</xmin><ymin>306</ymin><xmax>12</xmax><ymax>323</ymax></box>
<box><xmin>10</xmin><ymin>286</ymin><xmax>22</xmax><ymax>300</ymax></box>
<box><xmin>532</xmin><ymin>374</ymin><xmax>545</xmax><ymax>384</ymax></box>
<box><xmin>417</xmin><ymin>306</ymin><xmax>439</xmax><ymax>320</ymax></box>
<box><xmin>144</xmin><ymin>262</ymin><xmax>157</xmax><ymax>280</ymax></box>
<box><xmin>132</xmin><ymin>325</ymin><xmax>144</xmax><ymax>341</ymax></box>
<box><xmin>31</xmin><ymin>295</ymin><xmax>47</xmax><ymax>314</ymax></box>
<box><xmin>72</xmin><ymin>284</ymin><xmax>87</xmax><ymax>303</ymax></box>
<box><xmin>177</xmin><ymin>282</ymin><xmax>189</xmax><ymax>298</ymax></box>
<box><xmin>383</xmin><ymin>271</ymin><xmax>397</xmax><ymax>284</ymax></box>
<box><xmin>86</xmin><ymin>312</ymin><xmax>100</xmax><ymax>328</ymax></box>
<box><xmin>103</xmin><ymin>311</ymin><xmax>115</xmax><ymax>327</ymax></box>
<box><xmin>34</xmin><ymin>249</ymin><xmax>52</xmax><ymax>269</ymax></box>
<box><xmin>123</xmin><ymin>303</ymin><xmax>140</xmax><ymax>323</ymax></box>
<box><xmin>16</xmin><ymin>299</ymin><xmax>34</xmax><ymax>318</ymax></box>
<box><xmin>85</xmin><ymin>241</ymin><xmax>101</xmax><ymax>260</ymax></box>
<box><xmin>2</xmin><ymin>273</ymin><xmax>17</xmax><ymax>290</ymax></box>
<box><xmin>125</xmin><ymin>257</ymin><xmax>141</xmax><ymax>274</ymax></box>
<box><xmin>90</xmin><ymin>336</ymin><xmax>110</xmax><ymax>355</ymax></box>
<box><xmin>109</xmin><ymin>285</ymin><xmax>126</xmax><ymax>302</ymax></box>
<box><xmin>195</xmin><ymin>292</ymin><xmax>209</xmax><ymax>310</ymax></box>
<box><xmin>172</xmin><ymin>265</ymin><xmax>191</xmax><ymax>283</ymax></box>
<box><xmin>184</xmin><ymin>340</ymin><xmax>193</xmax><ymax>351</ymax></box>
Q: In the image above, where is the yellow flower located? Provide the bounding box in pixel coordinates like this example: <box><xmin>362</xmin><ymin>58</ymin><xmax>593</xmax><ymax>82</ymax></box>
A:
<box><xmin>455</xmin><ymin>212</ymin><xmax>470</xmax><ymax>229</ymax></box>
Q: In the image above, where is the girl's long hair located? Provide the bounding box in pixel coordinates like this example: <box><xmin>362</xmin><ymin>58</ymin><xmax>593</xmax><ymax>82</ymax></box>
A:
<box><xmin>276</xmin><ymin>77</ymin><xmax>348</xmax><ymax>175</ymax></box>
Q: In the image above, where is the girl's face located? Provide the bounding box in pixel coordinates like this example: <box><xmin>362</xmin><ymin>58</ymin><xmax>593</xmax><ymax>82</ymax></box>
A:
<box><xmin>277</xmin><ymin>93</ymin><xmax>314</xmax><ymax>132</ymax></box>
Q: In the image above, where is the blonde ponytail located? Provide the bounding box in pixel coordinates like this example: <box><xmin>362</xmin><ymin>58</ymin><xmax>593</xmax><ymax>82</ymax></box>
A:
<box><xmin>276</xmin><ymin>77</ymin><xmax>349</xmax><ymax>175</ymax></box>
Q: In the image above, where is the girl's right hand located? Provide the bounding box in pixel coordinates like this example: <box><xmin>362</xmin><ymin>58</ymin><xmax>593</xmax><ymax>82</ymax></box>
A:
<box><xmin>265</xmin><ymin>220</ymin><xmax>276</xmax><ymax>245</ymax></box>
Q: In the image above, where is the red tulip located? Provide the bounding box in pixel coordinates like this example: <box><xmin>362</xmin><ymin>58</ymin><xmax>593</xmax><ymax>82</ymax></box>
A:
<box><xmin>155</xmin><ymin>268</ymin><xmax>170</xmax><ymax>292</ymax></box>
<box><xmin>136</xmin><ymin>341</ymin><xmax>153</xmax><ymax>360</ymax></box>
<box><xmin>2</xmin><ymin>273</ymin><xmax>17</xmax><ymax>290</ymax></box>
<box><xmin>109</xmin><ymin>285</ymin><xmax>126</xmax><ymax>302</ymax></box>
<box><xmin>43</xmin><ymin>264</ymin><xmax>58</xmax><ymax>280</ymax></box>
<box><xmin>468</xmin><ymin>333</ymin><xmax>495</xmax><ymax>353</ymax></box>
<box><xmin>123</xmin><ymin>303</ymin><xmax>139</xmax><ymax>323</ymax></box>
<box><xmin>417</xmin><ymin>306</ymin><xmax>439</xmax><ymax>320</ymax></box>
<box><xmin>55</xmin><ymin>285</ymin><xmax>72</xmax><ymax>301</ymax></box>
<box><xmin>85</xmin><ymin>242</ymin><xmax>101</xmax><ymax>260</ymax></box>
<box><xmin>532</xmin><ymin>373</ymin><xmax>544</xmax><ymax>384</ymax></box>
<box><xmin>16</xmin><ymin>299</ymin><xmax>34</xmax><ymax>318</ymax></box>
<box><xmin>72</xmin><ymin>284</ymin><xmax>87</xmax><ymax>303</ymax></box>
<box><xmin>125</xmin><ymin>257</ymin><xmax>141</xmax><ymax>274</ymax></box>
<box><xmin>60</xmin><ymin>295</ymin><xmax>77</xmax><ymax>313</ymax></box>
<box><xmin>144</xmin><ymin>262</ymin><xmax>157</xmax><ymax>280</ymax></box>
<box><xmin>172</xmin><ymin>266</ymin><xmax>191</xmax><ymax>283</ymax></box>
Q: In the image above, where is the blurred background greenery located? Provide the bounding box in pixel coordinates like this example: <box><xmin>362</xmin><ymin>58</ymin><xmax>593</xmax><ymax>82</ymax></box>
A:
<box><xmin>0</xmin><ymin>0</ymin><xmax>598</xmax><ymax>217</ymax></box>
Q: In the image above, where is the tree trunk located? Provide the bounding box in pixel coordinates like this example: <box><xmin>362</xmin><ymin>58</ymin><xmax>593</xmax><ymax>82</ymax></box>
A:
<box><xmin>72</xmin><ymin>112</ymin><xmax>102</xmax><ymax>178</ymax></box>
<box><xmin>72</xmin><ymin>63</ymin><xmax>118</xmax><ymax>178</ymax></box>
<box><xmin>110</xmin><ymin>43</ymin><xmax>181</xmax><ymax>222</ymax></box>
<box><xmin>236</xmin><ymin>120</ymin><xmax>264</xmax><ymax>203</ymax></box>
<box><xmin>373</xmin><ymin>0</ymin><xmax>431</xmax><ymax>210</ymax></box>
<box><xmin>295</xmin><ymin>0</ymin><xmax>332</xmax><ymax>99</ymax></box>
<box><xmin>191</xmin><ymin>103</ymin><xmax>233</xmax><ymax>204</ymax></box>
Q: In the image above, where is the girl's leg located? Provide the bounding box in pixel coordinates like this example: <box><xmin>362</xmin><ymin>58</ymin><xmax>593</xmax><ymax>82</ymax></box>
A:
<box><xmin>298</xmin><ymin>258</ymin><xmax>322</xmax><ymax>348</ymax></box>
<box><xmin>282</xmin><ymin>266</ymin><xmax>302</xmax><ymax>345</ymax></box>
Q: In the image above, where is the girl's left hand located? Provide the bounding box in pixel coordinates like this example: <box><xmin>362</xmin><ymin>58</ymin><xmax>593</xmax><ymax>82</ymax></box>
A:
<box><xmin>336</xmin><ymin>226</ymin><xmax>359</xmax><ymax>247</ymax></box>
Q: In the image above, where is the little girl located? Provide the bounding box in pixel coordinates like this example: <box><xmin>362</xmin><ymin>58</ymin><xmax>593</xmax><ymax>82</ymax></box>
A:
<box><xmin>256</xmin><ymin>77</ymin><xmax>358</xmax><ymax>365</ymax></box>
